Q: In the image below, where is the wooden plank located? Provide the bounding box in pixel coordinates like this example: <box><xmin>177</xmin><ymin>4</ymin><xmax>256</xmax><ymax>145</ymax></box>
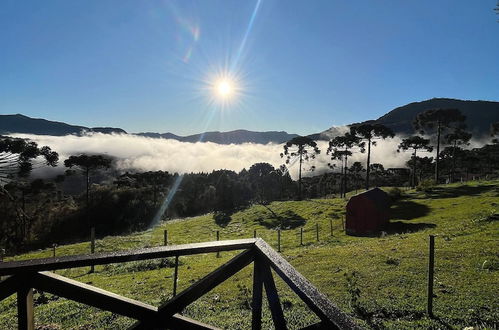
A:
<box><xmin>260</xmin><ymin>261</ymin><xmax>287</xmax><ymax>330</ymax></box>
<box><xmin>251</xmin><ymin>258</ymin><xmax>263</xmax><ymax>330</ymax></box>
<box><xmin>153</xmin><ymin>249</ymin><xmax>254</xmax><ymax>324</ymax></box>
<box><xmin>129</xmin><ymin>314</ymin><xmax>220</xmax><ymax>330</ymax></box>
<box><xmin>0</xmin><ymin>239</ymin><xmax>256</xmax><ymax>275</ymax></box>
<box><xmin>17</xmin><ymin>286</ymin><xmax>34</xmax><ymax>330</ymax></box>
<box><xmin>31</xmin><ymin>271</ymin><xmax>157</xmax><ymax>321</ymax></box>
<box><xmin>299</xmin><ymin>321</ymin><xmax>327</xmax><ymax>330</ymax></box>
<box><xmin>254</xmin><ymin>239</ymin><xmax>360</xmax><ymax>330</ymax></box>
<box><xmin>166</xmin><ymin>314</ymin><xmax>221</xmax><ymax>330</ymax></box>
<box><xmin>0</xmin><ymin>275</ymin><xmax>20</xmax><ymax>301</ymax></box>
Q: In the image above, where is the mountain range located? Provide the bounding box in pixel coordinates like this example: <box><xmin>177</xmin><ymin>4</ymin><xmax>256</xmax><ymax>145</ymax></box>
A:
<box><xmin>1</xmin><ymin>98</ymin><xmax>498</xmax><ymax>144</ymax></box>
<box><xmin>314</xmin><ymin>98</ymin><xmax>499</xmax><ymax>140</ymax></box>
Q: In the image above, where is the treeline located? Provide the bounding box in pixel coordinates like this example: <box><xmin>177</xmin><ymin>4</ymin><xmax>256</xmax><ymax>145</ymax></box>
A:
<box><xmin>1</xmin><ymin>110</ymin><xmax>499</xmax><ymax>252</ymax></box>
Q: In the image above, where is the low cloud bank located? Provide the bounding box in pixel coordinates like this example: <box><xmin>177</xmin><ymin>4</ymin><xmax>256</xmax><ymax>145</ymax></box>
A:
<box><xmin>10</xmin><ymin>133</ymin><xmax>489</xmax><ymax>180</ymax></box>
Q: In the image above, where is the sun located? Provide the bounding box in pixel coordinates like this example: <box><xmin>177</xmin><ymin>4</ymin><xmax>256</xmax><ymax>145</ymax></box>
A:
<box><xmin>214</xmin><ymin>78</ymin><xmax>234</xmax><ymax>99</ymax></box>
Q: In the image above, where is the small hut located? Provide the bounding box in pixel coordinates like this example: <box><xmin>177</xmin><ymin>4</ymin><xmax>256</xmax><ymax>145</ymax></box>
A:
<box><xmin>345</xmin><ymin>187</ymin><xmax>390</xmax><ymax>235</ymax></box>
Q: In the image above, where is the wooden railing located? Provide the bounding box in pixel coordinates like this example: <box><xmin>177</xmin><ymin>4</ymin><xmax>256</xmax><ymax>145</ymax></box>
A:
<box><xmin>0</xmin><ymin>238</ymin><xmax>360</xmax><ymax>330</ymax></box>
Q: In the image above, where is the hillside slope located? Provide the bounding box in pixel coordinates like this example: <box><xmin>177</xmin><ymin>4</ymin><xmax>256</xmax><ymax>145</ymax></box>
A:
<box><xmin>1</xmin><ymin>181</ymin><xmax>497</xmax><ymax>329</ymax></box>
<box><xmin>315</xmin><ymin>98</ymin><xmax>499</xmax><ymax>140</ymax></box>
<box><xmin>0</xmin><ymin>114</ymin><xmax>126</xmax><ymax>136</ymax></box>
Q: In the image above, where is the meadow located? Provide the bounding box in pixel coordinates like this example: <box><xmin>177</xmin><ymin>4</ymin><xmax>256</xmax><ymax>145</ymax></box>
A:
<box><xmin>1</xmin><ymin>180</ymin><xmax>498</xmax><ymax>329</ymax></box>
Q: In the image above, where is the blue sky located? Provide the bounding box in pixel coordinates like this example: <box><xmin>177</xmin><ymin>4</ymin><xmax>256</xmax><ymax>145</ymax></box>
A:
<box><xmin>1</xmin><ymin>1</ymin><xmax>498</xmax><ymax>135</ymax></box>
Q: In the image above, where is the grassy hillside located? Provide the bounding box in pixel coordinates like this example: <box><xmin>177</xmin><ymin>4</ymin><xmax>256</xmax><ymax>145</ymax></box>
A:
<box><xmin>1</xmin><ymin>181</ymin><xmax>498</xmax><ymax>329</ymax></box>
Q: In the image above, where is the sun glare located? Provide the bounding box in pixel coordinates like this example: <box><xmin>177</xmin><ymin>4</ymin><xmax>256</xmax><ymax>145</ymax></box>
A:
<box><xmin>215</xmin><ymin>79</ymin><xmax>234</xmax><ymax>99</ymax></box>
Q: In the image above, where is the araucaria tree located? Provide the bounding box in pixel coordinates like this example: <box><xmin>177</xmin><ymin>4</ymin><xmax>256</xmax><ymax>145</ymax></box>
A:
<box><xmin>64</xmin><ymin>154</ymin><xmax>112</xmax><ymax>215</ymax></box>
<box><xmin>397</xmin><ymin>136</ymin><xmax>433</xmax><ymax>188</ymax></box>
<box><xmin>0</xmin><ymin>137</ymin><xmax>59</xmax><ymax>185</ymax></box>
<box><xmin>350</xmin><ymin>123</ymin><xmax>394</xmax><ymax>190</ymax></box>
<box><xmin>443</xmin><ymin>129</ymin><xmax>472</xmax><ymax>182</ymax></box>
<box><xmin>281</xmin><ymin>136</ymin><xmax>320</xmax><ymax>200</ymax></box>
<box><xmin>327</xmin><ymin>132</ymin><xmax>362</xmax><ymax>198</ymax></box>
<box><xmin>413</xmin><ymin>108</ymin><xmax>466</xmax><ymax>183</ymax></box>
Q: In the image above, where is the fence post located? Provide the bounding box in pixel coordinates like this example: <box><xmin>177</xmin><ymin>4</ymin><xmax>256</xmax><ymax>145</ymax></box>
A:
<box><xmin>0</xmin><ymin>249</ymin><xmax>4</xmax><ymax>281</ymax></box>
<box><xmin>316</xmin><ymin>223</ymin><xmax>319</xmax><ymax>242</ymax></box>
<box><xmin>427</xmin><ymin>235</ymin><xmax>435</xmax><ymax>318</ymax></box>
<box><xmin>330</xmin><ymin>219</ymin><xmax>333</xmax><ymax>237</ymax></box>
<box><xmin>277</xmin><ymin>230</ymin><xmax>281</xmax><ymax>253</ymax></box>
<box><xmin>52</xmin><ymin>244</ymin><xmax>57</xmax><ymax>258</ymax></box>
<box><xmin>173</xmin><ymin>255</ymin><xmax>179</xmax><ymax>297</ymax></box>
<box><xmin>300</xmin><ymin>227</ymin><xmax>303</xmax><ymax>246</ymax></box>
<box><xmin>90</xmin><ymin>227</ymin><xmax>95</xmax><ymax>273</ymax></box>
<box><xmin>254</xmin><ymin>229</ymin><xmax>257</xmax><ymax>238</ymax></box>
<box><xmin>216</xmin><ymin>231</ymin><xmax>220</xmax><ymax>258</ymax></box>
<box><xmin>17</xmin><ymin>287</ymin><xmax>34</xmax><ymax>330</ymax></box>
<box><xmin>164</xmin><ymin>230</ymin><xmax>168</xmax><ymax>246</ymax></box>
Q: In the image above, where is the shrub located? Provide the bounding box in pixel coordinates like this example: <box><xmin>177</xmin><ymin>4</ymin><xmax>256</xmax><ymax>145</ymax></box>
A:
<box><xmin>416</xmin><ymin>179</ymin><xmax>436</xmax><ymax>192</ymax></box>
<box><xmin>386</xmin><ymin>187</ymin><xmax>403</xmax><ymax>201</ymax></box>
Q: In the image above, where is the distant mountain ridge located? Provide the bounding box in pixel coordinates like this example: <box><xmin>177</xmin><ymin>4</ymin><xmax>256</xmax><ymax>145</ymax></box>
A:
<box><xmin>0</xmin><ymin>114</ymin><xmax>298</xmax><ymax>144</ymax></box>
<box><xmin>2</xmin><ymin>98</ymin><xmax>497</xmax><ymax>144</ymax></box>
<box><xmin>136</xmin><ymin>130</ymin><xmax>299</xmax><ymax>144</ymax></box>
<box><xmin>314</xmin><ymin>98</ymin><xmax>499</xmax><ymax>140</ymax></box>
<box><xmin>0</xmin><ymin>114</ymin><xmax>127</xmax><ymax>136</ymax></box>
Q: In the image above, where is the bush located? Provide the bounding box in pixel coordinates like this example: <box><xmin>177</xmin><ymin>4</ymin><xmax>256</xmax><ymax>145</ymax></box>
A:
<box><xmin>386</xmin><ymin>187</ymin><xmax>403</xmax><ymax>201</ymax></box>
<box><xmin>416</xmin><ymin>179</ymin><xmax>436</xmax><ymax>192</ymax></box>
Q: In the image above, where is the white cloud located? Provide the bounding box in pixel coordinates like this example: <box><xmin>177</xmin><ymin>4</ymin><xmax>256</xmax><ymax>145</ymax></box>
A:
<box><xmin>10</xmin><ymin>132</ymin><xmax>489</xmax><ymax>180</ymax></box>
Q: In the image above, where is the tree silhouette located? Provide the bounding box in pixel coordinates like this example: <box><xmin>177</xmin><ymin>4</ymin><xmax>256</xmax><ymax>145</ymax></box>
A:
<box><xmin>491</xmin><ymin>122</ymin><xmax>499</xmax><ymax>144</ymax></box>
<box><xmin>64</xmin><ymin>154</ymin><xmax>113</xmax><ymax>218</ymax></box>
<box><xmin>443</xmin><ymin>129</ymin><xmax>472</xmax><ymax>182</ymax></box>
<box><xmin>327</xmin><ymin>132</ymin><xmax>362</xmax><ymax>197</ymax></box>
<box><xmin>397</xmin><ymin>136</ymin><xmax>433</xmax><ymax>187</ymax></box>
<box><xmin>280</xmin><ymin>136</ymin><xmax>320</xmax><ymax>200</ymax></box>
<box><xmin>369</xmin><ymin>163</ymin><xmax>385</xmax><ymax>187</ymax></box>
<box><xmin>350</xmin><ymin>123</ymin><xmax>394</xmax><ymax>190</ymax></box>
<box><xmin>413</xmin><ymin>108</ymin><xmax>466</xmax><ymax>182</ymax></box>
<box><xmin>348</xmin><ymin>161</ymin><xmax>365</xmax><ymax>193</ymax></box>
<box><xmin>0</xmin><ymin>137</ymin><xmax>58</xmax><ymax>185</ymax></box>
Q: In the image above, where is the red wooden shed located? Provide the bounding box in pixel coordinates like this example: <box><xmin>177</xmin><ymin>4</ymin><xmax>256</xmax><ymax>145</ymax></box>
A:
<box><xmin>345</xmin><ymin>188</ymin><xmax>390</xmax><ymax>236</ymax></box>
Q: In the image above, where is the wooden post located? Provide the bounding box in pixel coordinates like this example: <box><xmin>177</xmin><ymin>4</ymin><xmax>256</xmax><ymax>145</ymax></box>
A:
<box><xmin>164</xmin><ymin>230</ymin><xmax>168</xmax><ymax>246</ymax></box>
<box><xmin>277</xmin><ymin>230</ymin><xmax>281</xmax><ymax>253</ymax></box>
<box><xmin>316</xmin><ymin>223</ymin><xmax>319</xmax><ymax>242</ymax></box>
<box><xmin>17</xmin><ymin>287</ymin><xmax>34</xmax><ymax>330</ymax></box>
<box><xmin>216</xmin><ymin>231</ymin><xmax>220</xmax><ymax>258</ymax></box>
<box><xmin>52</xmin><ymin>244</ymin><xmax>57</xmax><ymax>258</ymax></box>
<box><xmin>427</xmin><ymin>235</ymin><xmax>435</xmax><ymax>318</ymax></box>
<box><xmin>173</xmin><ymin>255</ymin><xmax>179</xmax><ymax>297</ymax></box>
<box><xmin>330</xmin><ymin>219</ymin><xmax>333</xmax><ymax>237</ymax></box>
<box><xmin>300</xmin><ymin>227</ymin><xmax>303</xmax><ymax>246</ymax></box>
<box><xmin>90</xmin><ymin>227</ymin><xmax>95</xmax><ymax>273</ymax></box>
<box><xmin>0</xmin><ymin>249</ymin><xmax>4</xmax><ymax>281</ymax></box>
<box><xmin>253</xmin><ymin>229</ymin><xmax>257</xmax><ymax>238</ymax></box>
<box><xmin>251</xmin><ymin>258</ymin><xmax>263</xmax><ymax>330</ymax></box>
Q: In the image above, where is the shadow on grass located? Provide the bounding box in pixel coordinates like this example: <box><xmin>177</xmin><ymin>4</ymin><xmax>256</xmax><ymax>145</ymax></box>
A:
<box><xmin>213</xmin><ymin>211</ymin><xmax>233</xmax><ymax>227</ymax></box>
<box><xmin>390</xmin><ymin>200</ymin><xmax>430</xmax><ymax>220</ymax></box>
<box><xmin>421</xmin><ymin>184</ymin><xmax>498</xmax><ymax>199</ymax></box>
<box><xmin>257</xmin><ymin>205</ymin><xmax>306</xmax><ymax>229</ymax></box>
<box><xmin>382</xmin><ymin>221</ymin><xmax>436</xmax><ymax>235</ymax></box>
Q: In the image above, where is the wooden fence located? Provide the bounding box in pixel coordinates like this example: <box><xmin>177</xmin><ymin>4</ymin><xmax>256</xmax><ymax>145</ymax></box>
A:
<box><xmin>0</xmin><ymin>238</ymin><xmax>360</xmax><ymax>330</ymax></box>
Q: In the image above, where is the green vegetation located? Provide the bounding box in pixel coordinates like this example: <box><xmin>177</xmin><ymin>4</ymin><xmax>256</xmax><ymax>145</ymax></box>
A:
<box><xmin>1</xmin><ymin>180</ymin><xmax>498</xmax><ymax>329</ymax></box>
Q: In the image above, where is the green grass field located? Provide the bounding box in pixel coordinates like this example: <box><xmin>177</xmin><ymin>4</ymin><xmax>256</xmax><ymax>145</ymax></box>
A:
<box><xmin>1</xmin><ymin>181</ymin><xmax>498</xmax><ymax>329</ymax></box>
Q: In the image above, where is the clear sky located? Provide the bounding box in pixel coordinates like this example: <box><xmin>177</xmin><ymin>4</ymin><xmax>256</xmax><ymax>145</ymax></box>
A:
<box><xmin>1</xmin><ymin>1</ymin><xmax>498</xmax><ymax>135</ymax></box>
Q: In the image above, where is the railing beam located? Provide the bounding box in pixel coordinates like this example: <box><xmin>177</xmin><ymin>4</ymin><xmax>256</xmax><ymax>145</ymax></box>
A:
<box><xmin>0</xmin><ymin>239</ymin><xmax>257</xmax><ymax>276</ymax></box>
<box><xmin>31</xmin><ymin>271</ymin><xmax>157</xmax><ymax>321</ymax></box>
<box><xmin>255</xmin><ymin>239</ymin><xmax>359</xmax><ymax>329</ymax></box>
<box><xmin>261</xmin><ymin>261</ymin><xmax>287</xmax><ymax>330</ymax></box>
